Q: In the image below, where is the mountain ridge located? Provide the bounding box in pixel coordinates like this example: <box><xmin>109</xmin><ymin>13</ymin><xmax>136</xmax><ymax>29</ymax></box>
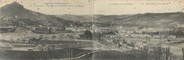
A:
<box><xmin>56</xmin><ymin>12</ymin><xmax>184</xmax><ymax>27</ymax></box>
<box><xmin>1</xmin><ymin>1</ymin><xmax>184</xmax><ymax>27</ymax></box>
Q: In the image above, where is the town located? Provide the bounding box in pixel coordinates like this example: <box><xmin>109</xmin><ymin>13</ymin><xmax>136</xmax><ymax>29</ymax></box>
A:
<box><xmin>0</xmin><ymin>1</ymin><xmax>184</xmax><ymax>60</ymax></box>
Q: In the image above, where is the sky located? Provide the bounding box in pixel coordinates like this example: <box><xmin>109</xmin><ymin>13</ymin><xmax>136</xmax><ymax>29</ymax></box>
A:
<box><xmin>0</xmin><ymin>0</ymin><xmax>184</xmax><ymax>15</ymax></box>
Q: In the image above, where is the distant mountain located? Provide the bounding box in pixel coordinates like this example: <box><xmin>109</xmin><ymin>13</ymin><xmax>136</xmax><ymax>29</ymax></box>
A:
<box><xmin>93</xmin><ymin>15</ymin><xmax>132</xmax><ymax>23</ymax></box>
<box><xmin>0</xmin><ymin>1</ymin><xmax>72</xmax><ymax>26</ymax></box>
<box><xmin>111</xmin><ymin>12</ymin><xmax>184</xmax><ymax>27</ymax></box>
<box><xmin>57</xmin><ymin>12</ymin><xmax>184</xmax><ymax>27</ymax></box>
<box><xmin>56</xmin><ymin>14</ymin><xmax>132</xmax><ymax>23</ymax></box>
<box><xmin>56</xmin><ymin>14</ymin><xmax>95</xmax><ymax>22</ymax></box>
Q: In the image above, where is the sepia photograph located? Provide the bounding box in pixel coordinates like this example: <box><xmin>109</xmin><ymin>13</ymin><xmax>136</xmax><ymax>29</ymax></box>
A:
<box><xmin>0</xmin><ymin>0</ymin><xmax>184</xmax><ymax>60</ymax></box>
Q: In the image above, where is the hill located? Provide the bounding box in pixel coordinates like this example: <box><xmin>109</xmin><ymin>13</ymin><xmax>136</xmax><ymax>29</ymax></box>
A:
<box><xmin>0</xmin><ymin>1</ymin><xmax>72</xmax><ymax>26</ymax></box>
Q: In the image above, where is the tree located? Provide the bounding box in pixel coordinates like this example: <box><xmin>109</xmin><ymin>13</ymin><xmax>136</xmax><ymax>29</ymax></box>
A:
<box><xmin>52</xmin><ymin>35</ymin><xmax>56</xmax><ymax>40</ymax></box>
<box><xmin>83</xmin><ymin>30</ymin><xmax>92</xmax><ymax>40</ymax></box>
<box><xmin>39</xmin><ymin>35</ymin><xmax>44</xmax><ymax>40</ymax></box>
